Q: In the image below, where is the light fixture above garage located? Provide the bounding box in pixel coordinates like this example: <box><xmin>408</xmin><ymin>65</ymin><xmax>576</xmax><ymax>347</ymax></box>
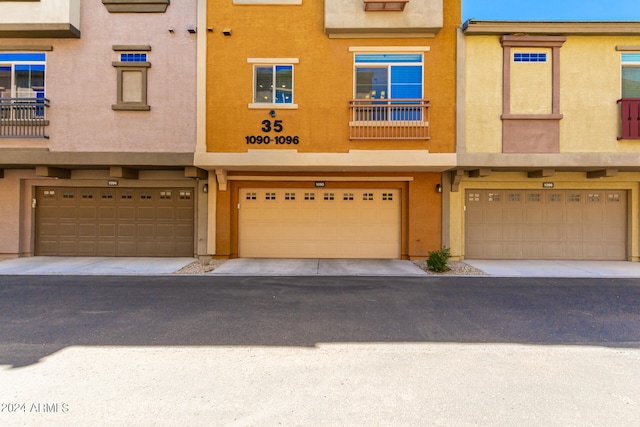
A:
<box><xmin>363</xmin><ymin>0</ymin><xmax>409</xmax><ymax>12</ymax></box>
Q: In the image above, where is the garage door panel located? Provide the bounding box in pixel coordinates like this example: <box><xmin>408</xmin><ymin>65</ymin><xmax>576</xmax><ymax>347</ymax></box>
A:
<box><xmin>522</xmin><ymin>244</ymin><xmax>544</xmax><ymax>258</ymax></box>
<box><xmin>118</xmin><ymin>207</ymin><xmax>136</xmax><ymax>221</ymax></box>
<box><xmin>99</xmin><ymin>224</ymin><xmax>116</xmax><ymax>238</ymax></box>
<box><xmin>99</xmin><ymin>207</ymin><xmax>116</xmax><ymax>220</ymax></box>
<box><xmin>58</xmin><ymin>223</ymin><xmax>78</xmax><ymax>238</ymax></box>
<box><xmin>78</xmin><ymin>241</ymin><xmax>97</xmax><ymax>256</ymax></box>
<box><xmin>98</xmin><ymin>241</ymin><xmax>116</xmax><ymax>256</ymax></box>
<box><xmin>239</xmin><ymin>188</ymin><xmax>400</xmax><ymax>258</ymax></box>
<box><xmin>79</xmin><ymin>206</ymin><xmax>97</xmax><ymax>220</ymax></box>
<box><xmin>176</xmin><ymin>207</ymin><xmax>193</xmax><ymax>221</ymax></box>
<box><xmin>465</xmin><ymin>189</ymin><xmax>627</xmax><ymax>260</ymax></box>
<box><xmin>503</xmin><ymin>224</ymin><xmax>522</xmax><ymax>241</ymax></box>
<box><xmin>36</xmin><ymin>187</ymin><xmax>194</xmax><ymax>257</ymax></box>
<box><xmin>564</xmin><ymin>225</ymin><xmax>583</xmax><ymax>241</ymax></box>
<box><xmin>79</xmin><ymin>224</ymin><xmax>97</xmax><ymax>238</ymax></box>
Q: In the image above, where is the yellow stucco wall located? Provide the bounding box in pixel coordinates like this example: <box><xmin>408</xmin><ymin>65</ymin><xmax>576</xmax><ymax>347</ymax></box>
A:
<box><xmin>448</xmin><ymin>172</ymin><xmax>640</xmax><ymax>261</ymax></box>
<box><xmin>463</xmin><ymin>35</ymin><xmax>502</xmax><ymax>153</ymax></box>
<box><xmin>207</xmin><ymin>0</ymin><xmax>459</xmax><ymax>154</ymax></box>
<box><xmin>510</xmin><ymin>48</ymin><xmax>552</xmax><ymax>115</ymax></box>
<box><xmin>464</xmin><ymin>34</ymin><xmax>640</xmax><ymax>154</ymax></box>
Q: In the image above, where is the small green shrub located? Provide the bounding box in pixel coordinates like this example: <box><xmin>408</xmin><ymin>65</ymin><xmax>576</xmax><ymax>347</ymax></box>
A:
<box><xmin>426</xmin><ymin>246</ymin><xmax>451</xmax><ymax>272</ymax></box>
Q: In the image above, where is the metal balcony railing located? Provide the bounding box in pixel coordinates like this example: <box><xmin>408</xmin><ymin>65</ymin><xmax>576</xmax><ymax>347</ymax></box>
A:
<box><xmin>617</xmin><ymin>98</ymin><xmax>640</xmax><ymax>140</ymax></box>
<box><xmin>0</xmin><ymin>97</ymin><xmax>50</xmax><ymax>138</ymax></box>
<box><xmin>349</xmin><ymin>98</ymin><xmax>430</xmax><ymax>140</ymax></box>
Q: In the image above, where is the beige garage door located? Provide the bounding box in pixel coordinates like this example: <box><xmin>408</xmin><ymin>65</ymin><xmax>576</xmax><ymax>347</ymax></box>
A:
<box><xmin>36</xmin><ymin>187</ymin><xmax>194</xmax><ymax>256</ymax></box>
<box><xmin>465</xmin><ymin>189</ymin><xmax>627</xmax><ymax>260</ymax></box>
<box><xmin>239</xmin><ymin>188</ymin><xmax>401</xmax><ymax>258</ymax></box>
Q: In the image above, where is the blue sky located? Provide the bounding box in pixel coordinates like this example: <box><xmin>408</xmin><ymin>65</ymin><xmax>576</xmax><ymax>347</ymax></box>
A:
<box><xmin>463</xmin><ymin>0</ymin><xmax>640</xmax><ymax>21</ymax></box>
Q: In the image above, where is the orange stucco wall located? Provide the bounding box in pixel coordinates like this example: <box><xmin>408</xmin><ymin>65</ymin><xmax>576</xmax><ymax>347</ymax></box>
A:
<box><xmin>214</xmin><ymin>172</ymin><xmax>442</xmax><ymax>259</ymax></box>
<box><xmin>206</xmin><ymin>0</ymin><xmax>459</xmax><ymax>154</ymax></box>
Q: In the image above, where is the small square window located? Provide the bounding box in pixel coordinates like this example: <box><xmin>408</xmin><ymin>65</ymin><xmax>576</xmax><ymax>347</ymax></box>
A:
<box><xmin>588</xmin><ymin>193</ymin><xmax>601</xmax><ymax>203</ymax></box>
<box><xmin>324</xmin><ymin>193</ymin><xmax>335</xmax><ymax>201</ymax></box>
<box><xmin>179</xmin><ymin>191</ymin><xmax>192</xmax><ymax>200</ymax></box>
<box><xmin>363</xmin><ymin>193</ymin><xmax>374</xmax><ymax>201</ymax></box>
<box><xmin>304</xmin><ymin>192</ymin><xmax>315</xmax><ymax>201</ymax></box>
<box><xmin>246</xmin><ymin>192</ymin><xmax>257</xmax><ymax>200</ymax></box>
<box><xmin>285</xmin><ymin>192</ymin><xmax>296</xmax><ymax>200</ymax></box>
<box><xmin>382</xmin><ymin>193</ymin><xmax>393</xmax><ymax>201</ymax></box>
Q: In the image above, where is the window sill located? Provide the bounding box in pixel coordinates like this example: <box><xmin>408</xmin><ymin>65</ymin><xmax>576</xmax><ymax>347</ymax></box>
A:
<box><xmin>501</xmin><ymin>114</ymin><xmax>563</xmax><ymax>120</ymax></box>
<box><xmin>112</xmin><ymin>104</ymin><xmax>151</xmax><ymax>111</ymax></box>
<box><xmin>248</xmin><ymin>103</ymin><xmax>298</xmax><ymax>109</ymax></box>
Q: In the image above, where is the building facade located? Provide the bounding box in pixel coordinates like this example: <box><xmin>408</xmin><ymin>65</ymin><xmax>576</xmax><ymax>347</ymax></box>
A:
<box><xmin>452</xmin><ymin>21</ymin><xmax>640</xmax><ymax>261</ymax></box>
<box><xmin>0</xmin><ymin>0</ymin><xmax>203</xmax><ymax>258</ymax></box>
<box><xmin>197</xmin><ymin>0</ymin><xmax>460</xmax><ymax>259</ymax></box>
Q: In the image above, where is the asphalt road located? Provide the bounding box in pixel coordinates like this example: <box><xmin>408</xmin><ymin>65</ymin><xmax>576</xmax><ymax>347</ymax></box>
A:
<box><xmin>1</xmin><ymin>275</ymin><xmax>639</xmax><ymax>426</ymax></box>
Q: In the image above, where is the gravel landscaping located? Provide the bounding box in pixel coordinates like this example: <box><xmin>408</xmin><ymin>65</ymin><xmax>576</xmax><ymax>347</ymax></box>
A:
<box><xmin>410</xmin><ymin>260</ymin><xmax>489</xmax><ymax>276</ymax></box>
<box><xmin>175</xmin><ymin>258</ymin><xmax>489</xmax><ymax>275</ymax></box>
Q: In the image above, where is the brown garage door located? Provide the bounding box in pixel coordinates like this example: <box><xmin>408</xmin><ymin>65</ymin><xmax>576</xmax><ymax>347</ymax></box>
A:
<box><xmin>239</xmin><ymin>188</ymin><xmax>401</xmax><ymax>258</ymax></box>
<box><xmin>36</xmin><ymin>187</ymin><xmax>194</xmax><ymax>256</ymax></box>
<box><xmin>465</xmin><ymin>189</ymin><xmax>627</xmax><ymax>260</ymax></box>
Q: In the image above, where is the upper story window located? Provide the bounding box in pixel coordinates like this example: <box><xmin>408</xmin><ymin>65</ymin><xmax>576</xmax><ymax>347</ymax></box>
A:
<box><xmin>621</xmin><ymin>53</ymin><xmax>640</xmax><ymax>98</ymax></box>
<box><xmin>255</xmin><ymin>65</ymin><xmax>293</xmax><ymax>104</ymax></box>
<box><xmin>248</xmin><ymin>58</ymin><xmax>298</xmax><ymax>109</ymax></box>
<box><xmin>112</xmin><ymin>46</ymin><xmax>151</xmax><ymax>111</ymax></box>
<box><xmin>513</xmin><ymin>52</ymin><xmax>547</xmax><ymax>63</ymax></box>
<box><xmin>354</xmin><ymin>53</ymin><xmax>423</xmax><ymax>100</ymax></box>
<box><xmin>0</xmin><ymin>53</ymin><xmax>46</xmax><ymax>100</ymax></box>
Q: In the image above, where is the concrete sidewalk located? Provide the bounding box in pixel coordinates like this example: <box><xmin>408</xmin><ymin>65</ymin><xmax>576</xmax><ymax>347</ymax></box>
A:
<box><xmin>0</xmin><ymin>256</ymin><xmax>195</xmax><ymax>276</ymax></box>
<box><xmin>2</xmin><ymin>256</ymin><xmax>640</xmax><ymax>277</ymax></box>
<box><xmin>464</xmin><ymin>259</ymin><xmax>640</xmax><ymax>278</ymax></box>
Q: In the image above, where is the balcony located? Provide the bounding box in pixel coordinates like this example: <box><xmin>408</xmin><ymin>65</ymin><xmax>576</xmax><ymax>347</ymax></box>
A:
<box><xmin>618</xmin><ymin>98</ymin><xmax>640</xmax><ymax>140</ymax></box>
<box><xmin>0</xmin><ymin>98</ymin><xmax>50</xmax><ymax>138</ymax></box>
<box><xmin>325</xmin><ymin>0</ymin><xmax>443</xmax><ymax>38</ymax></box>
<box><xmin>0</xmin><ymin>0</ymin><xmax>80</xmax><ymax>38</ymax></box>
<box><xmin>349</xmin><ymin>99</ymin><xmax>430</xmax><ymax>140</ymax></box>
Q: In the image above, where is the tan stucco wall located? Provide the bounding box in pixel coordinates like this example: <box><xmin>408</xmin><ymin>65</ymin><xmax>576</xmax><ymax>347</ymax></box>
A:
<box><xmin>0</xmin><ymin>170</ymin><xmax>26</xmax><ymax>257</ymax></box>
<box><xmin>206</xmin><ymin>0</ymin><xmax>459</xmax><ymax>156</ymax></box>
<box><xmin>464</xmin><ymin>34</ymin><xmax>640</xmax><ymax>154</ymax></box>
<box><xmin>0</xmin><ymin>1</ymin><xmax>197</xmax><ymax>153</ymax></box>
<box><xmin>448</xmin><ymin>172</ymin><xmax>640</xmax><ymax>261</ymax></box>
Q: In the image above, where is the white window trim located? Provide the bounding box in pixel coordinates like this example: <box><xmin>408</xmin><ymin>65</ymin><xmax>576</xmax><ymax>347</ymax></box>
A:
<box><xmin>348</xmin><ymin>46</ymin><xmax>430</xmax><ymax>53</ymax></box>
<box><xmin>248</xmin><ymin>58</ymin><xmax>299</xmax><ymax>64</ymax></box>
<box><xmin>234</xmin><ymin>0</ymin><xmax>301</xmax><ymax>4</ymax></box>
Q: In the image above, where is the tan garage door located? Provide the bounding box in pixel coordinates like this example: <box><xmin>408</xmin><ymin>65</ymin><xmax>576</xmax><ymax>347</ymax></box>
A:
<box><xmin>36</xmin><ymin>187</ymin><xmax>194</xmax><ymax>256</ymax></box>
<box><xmin>465</xmin><ymin>189</ymin><xmax>627</xmax><ymax>260</ymax></box>
<box><xmin>239</xmin><ymin>188</ymin><xmax>400</xmax><ymax>258</ymax></box>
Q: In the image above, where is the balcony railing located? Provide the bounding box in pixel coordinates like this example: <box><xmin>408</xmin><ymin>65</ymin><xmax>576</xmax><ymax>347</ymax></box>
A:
<box><xmin>618</xmin><ymin>98</ymin><xmax>640</xmax><ymax>140</ymax></box>
<box><xmin>0</xmin><ymin>97</ymin><xmax>50</xmax><ymax>138</ymax></box>
<box><xmin>349</xmin><ymin>98</ymin><xmax>430</xmax><ymax>140</ymax></box>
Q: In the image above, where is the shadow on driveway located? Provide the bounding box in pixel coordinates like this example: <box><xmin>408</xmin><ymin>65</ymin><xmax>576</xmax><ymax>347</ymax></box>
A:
<box><xmin>1</xmin><ymin>275</ymin><xmax>639</xmax><ymax>368</ymax></box>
